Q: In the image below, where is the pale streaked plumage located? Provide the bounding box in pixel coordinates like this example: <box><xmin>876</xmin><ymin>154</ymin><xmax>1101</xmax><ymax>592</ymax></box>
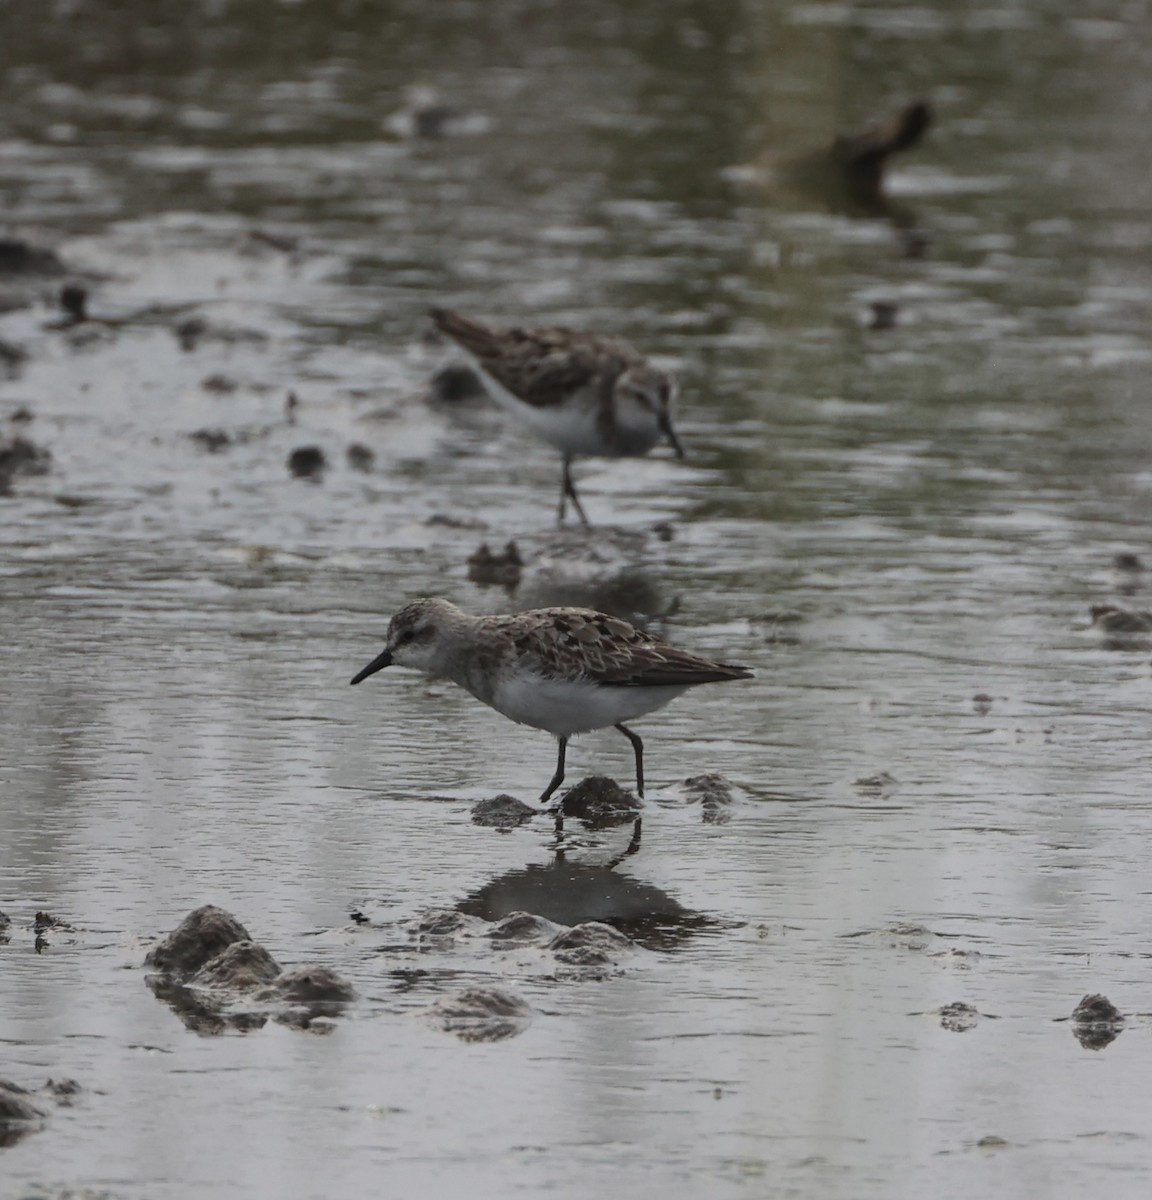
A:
<box><xmin>429</xmin><ymin>308</ymin><xmax>683</xmax><ymax>525</ymax></box>
<box><xmin>350</xmin><ymin>597</ymin><xmax>751</xmax><ymax>803</ymax></box>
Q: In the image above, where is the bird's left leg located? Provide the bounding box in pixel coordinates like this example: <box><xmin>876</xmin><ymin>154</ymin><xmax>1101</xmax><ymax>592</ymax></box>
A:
<box><xmin>614</xmin><ymin>723</ymin><xmax>645</xmax><ymax>797</ymax></box>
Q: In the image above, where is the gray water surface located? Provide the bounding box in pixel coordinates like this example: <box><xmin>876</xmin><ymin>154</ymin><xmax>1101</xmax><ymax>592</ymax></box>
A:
<box><xmin>3</xmin><ymin>2</ymin><xmax>1152</xmax><ymax>1198</ymax></box>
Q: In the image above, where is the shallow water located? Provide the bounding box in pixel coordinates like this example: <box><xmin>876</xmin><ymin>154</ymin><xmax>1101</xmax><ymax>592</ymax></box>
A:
<box><xmin>4</xmin><ymin>1</ymin><xmax>1152</xmax><ymax>1197</ymax></box>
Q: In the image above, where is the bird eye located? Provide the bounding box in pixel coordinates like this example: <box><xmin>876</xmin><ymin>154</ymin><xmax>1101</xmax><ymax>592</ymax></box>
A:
<box><xmin>399</xmin><ymin>629</ymin><xmax>416</xmax><ymax>644</ymax></box>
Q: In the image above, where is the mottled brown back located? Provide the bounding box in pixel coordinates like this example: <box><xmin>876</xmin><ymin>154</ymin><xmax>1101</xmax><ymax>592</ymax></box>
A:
<box><xmin>493</xmin><ymin>606</ymin><xmax>753</xmax><ymax>687</ymax></box>
<box><xmin>430</xmin><ymin>307</ymin><xmax>644</xmax><ymax>410</ymax></box>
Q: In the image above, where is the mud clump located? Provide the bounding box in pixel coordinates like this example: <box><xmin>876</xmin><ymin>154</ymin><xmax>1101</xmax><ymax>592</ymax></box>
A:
<box><xmin>189</xmin><ymin>427</ymin><xmax>232</xmax><ymax>453</ymax></box>
<box><xmin>0</xmin><ymin>237</ymin><xmax>66</xmax><ymax>276</ymax></box>
<box><xmin>682</xmin><ymin>772</ymin><xmax>737</xmax><ymax>824</ymax></box>
<box><xmin>174</xmin><ymin>316</ymin><xmax>268</xmax><ymax>352</ymax></box>
<box><xmin>346</xmin><ymin>442</ymin><xmax>375</xmax><ymax>471</ymax></box>
<box><xmin>868</xmin><ymin>299</ymin><xmax>899</xmax><ymax>331</ymax></box>
<box><xmin>559</xmin><ymin>776</ymin><xmax>640</xmax><ymax>828</ymax></box>
<box><xmin>0</xmin><ymin>1077</ymin><xmax>78</xmax><ymax>1147</ymax></box>
<box><xmin>408</xmin><ymin>909</ymin><xmax>486</xmax><ymax>943</ymax></box>
<box><xmin>146</xmin><ymin>906</ymin><xmax>354</xmax><ymax>1035</ymax></box>
<box><xmin>937</xmin><ymin>1002</ymin><xmax>980</xmax><ymax>1032</ymax></box>
<box><xmin>0</xmin><ymin>340</ymin><xmax>27</xmax><ymax>375</ymax></box>
<box><xmin>145</xmin><ymin>905</ymin><xmax>254</xmax><ymax>975</ymax></box>
<box><xmin>188</xmin><ymin>941</ymin><xmax>282</xmax><ymax>991</ymax></box>
<box><xmin>486</xmin><ymin>912</ymin><xmax>561</xmax><ymax>943</ymax></box>
<box><xmin>0</xmin><ymin>1081</ymin><xmax>47</xmax><ymax>1125</ymax></box>
<box><xmin>201</xmin><ymin>372</ymin><xmax>239</xmax><ymax>394</ymax></box>
<box><xmin>0</xmin><ymin>435</ymin><xmax>52</xmax><ymax>493</ymax></box>
<box><xmin>471</xmin><ymin>793</ymin><xmax>538</xmax><ymax>829</ymax></box>
<box><xmin>467</xmin><ymin>541</ymin><xmax>523</xmax><ymax>590</ymax></box>
<box><xmin>1070</xmin><ymin>993</ymin><xmax>1125</xmax><ymax>1050</ymax></box>
<box><xmin>549</xmin><ymin>921</ymin><xmax>633</xmax><ymax>968</ymax></box>
<box><xmin>255</xmin><ymin>967</ymin><xmax>355</xmax><ymax>1004</ymax></box>
<box><xmin>424</xmin><ymin>987</ymin><xmax>533</xmax><ymax>1042</ymax></box>
<box><xmin>288</xmin><ymin>445</ymin><xmax>326</xmax><ymax>480</ymax></box>
<box><xmin>853</xmin><ymin>771</ymin><xmax>899</xmax><ymax>800</ymax></box>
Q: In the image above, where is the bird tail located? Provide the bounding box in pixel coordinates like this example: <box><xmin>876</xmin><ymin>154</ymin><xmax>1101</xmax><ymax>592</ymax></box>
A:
<box><xmin>429</xmin><ymin>307</ymin><xmax>501</xmax><ymax>357</ymax></box>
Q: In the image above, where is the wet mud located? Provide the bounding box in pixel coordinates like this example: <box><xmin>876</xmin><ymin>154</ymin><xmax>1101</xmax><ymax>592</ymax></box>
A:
<box><xmin>4</xmin><ymin>1</ymin><xmax>1152</xmax><ymax>1198</ymax></box>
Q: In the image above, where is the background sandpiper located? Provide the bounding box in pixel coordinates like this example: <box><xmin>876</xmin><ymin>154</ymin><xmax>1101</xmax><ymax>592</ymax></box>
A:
<box><xmin>429</xmin><ymin>307</ymin><xmax>683</xmax><ymax>525</ymax></box>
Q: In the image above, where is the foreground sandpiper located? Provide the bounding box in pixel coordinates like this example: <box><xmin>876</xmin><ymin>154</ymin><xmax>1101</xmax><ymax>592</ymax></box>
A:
<box><xmin>429</xmin><ymin>308</ymin><xmax>683</xmax><ymax>525</ymax></box>
<box><xmin>350</xmin><ymin>598</ymin><xmax>751</xmax><ymax>803</ymax></box>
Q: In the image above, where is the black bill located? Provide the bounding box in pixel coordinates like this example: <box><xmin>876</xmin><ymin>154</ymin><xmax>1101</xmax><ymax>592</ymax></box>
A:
<box><xmin>350</xmin><ymin>647</ymin><xmax>393</xmax><ymax>685</ymax></box>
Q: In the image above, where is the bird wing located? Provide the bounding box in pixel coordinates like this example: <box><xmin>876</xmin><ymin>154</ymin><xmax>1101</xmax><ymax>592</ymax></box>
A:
<box><xmin>430</xmin><ymin>308</ymin><xmax>636</xmax><ymax>409</ymax></box>
<box><xmin>504</xmin><ymin>608</ymin><xmax>753</xmax><ymax>687</ymax></box>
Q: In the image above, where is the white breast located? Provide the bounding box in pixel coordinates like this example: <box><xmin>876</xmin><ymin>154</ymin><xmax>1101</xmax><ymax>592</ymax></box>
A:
<box><xmin>490</xmin><ymin>671</ymin><xmax>689</xmax><ymax>738</ymax></box>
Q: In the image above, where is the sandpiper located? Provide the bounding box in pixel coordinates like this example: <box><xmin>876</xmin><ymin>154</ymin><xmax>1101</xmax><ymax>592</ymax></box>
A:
<box><xmin>1089</xmin><ymin>603</ymin><xmax>1152</xmax><ymax>635</ymax></box>
<box><xmin>350</xmin><ymin>598</ymin><xmax>751</xmax><ymax>803</ymax></box>
<box><xmin>429</xmin><ymin>308</ymin><xmax>683</xmax><ymax>525</ymax></box>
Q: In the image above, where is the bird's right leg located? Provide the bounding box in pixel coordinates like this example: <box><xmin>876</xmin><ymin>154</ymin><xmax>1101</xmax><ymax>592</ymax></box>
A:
<box><xmin>559</xmin><ymin>456</ymin><xmax>590</xmax><ymax>526</ymax></box>
<box><xmin>540</xmin><ymin>736</ymin><xmax>568</xmax><ymax>805</ymax></box>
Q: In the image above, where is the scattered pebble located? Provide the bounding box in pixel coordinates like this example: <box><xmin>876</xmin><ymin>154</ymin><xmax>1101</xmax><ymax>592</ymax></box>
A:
<box><xmin>287</xmin><ymin>445</ymin><xmax>326</xmax><ymax>480</ymax></box>
<box><xmin>426</xmin><ymin>512</ymin><xmax>488</xmax><ymax>530</ymax></box>
<box><xmin>201</xmin><ymin>373</ymin><xmax>239</xmax><ymax>394</ymax></box>
<box><xmin>0</xmin><ymin>340</ymin><xmax>27</xmax><ymax>374</ymax></box>
<box><xmin>1112</xmin><ymin>552</ymin><xmax>1145</xmax><ymax>595</ymax></box>
<box><xmin>247</xmin><ymin>229</ymin><xmax>299</xmax><ymax>254</ymax></box>
<box><xmin>189</xmin><ymin>428</ymin><xmax>231</xmax><ymax>453</ymax></box>
<box><xmin>346</xmin><ymin>442</ymin><xmax>375</xmax><ymax>471</ymax></box>
<box><xmin>58</xmin><ymin>283</ymin><xmax>88</xmax><ymax>322</ymax></box>
<box><xmin>868</xmin><ymin>300</ymin><xmax>899</xmax><ymax>331</ymax></box>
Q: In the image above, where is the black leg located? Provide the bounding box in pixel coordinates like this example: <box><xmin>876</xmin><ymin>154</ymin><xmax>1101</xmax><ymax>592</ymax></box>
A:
<box><xmin>540</xmin><ymin>736</ymin><xmax>568</xmax><ymax>804</ymax></box>
<box><xmin>614</xmin><ymin>723</ymin><xmax>644</xmax><ymax>797</ymax></box>
<box><xmin>559</xmin><ymin>456</ymin><xmax>590</xmax><ymax>526</ymax></box>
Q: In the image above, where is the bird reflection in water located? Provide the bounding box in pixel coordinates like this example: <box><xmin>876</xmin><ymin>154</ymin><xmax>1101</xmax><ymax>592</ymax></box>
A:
<box><xmin>456</xmin><ymin>823</ymin><xmax>715</xmax><ymax>952</ymax></box>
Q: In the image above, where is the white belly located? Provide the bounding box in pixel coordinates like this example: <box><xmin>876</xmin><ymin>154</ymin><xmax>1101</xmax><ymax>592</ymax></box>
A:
<box><xmin>490</xmin><ymin>672</ymin><xmax>688</xmax><ymax>738</ymax></box>
<box><xmin>475</xmin><ymin>366</ymin><xmax>611</xmax><ymax>456</ymax></box>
